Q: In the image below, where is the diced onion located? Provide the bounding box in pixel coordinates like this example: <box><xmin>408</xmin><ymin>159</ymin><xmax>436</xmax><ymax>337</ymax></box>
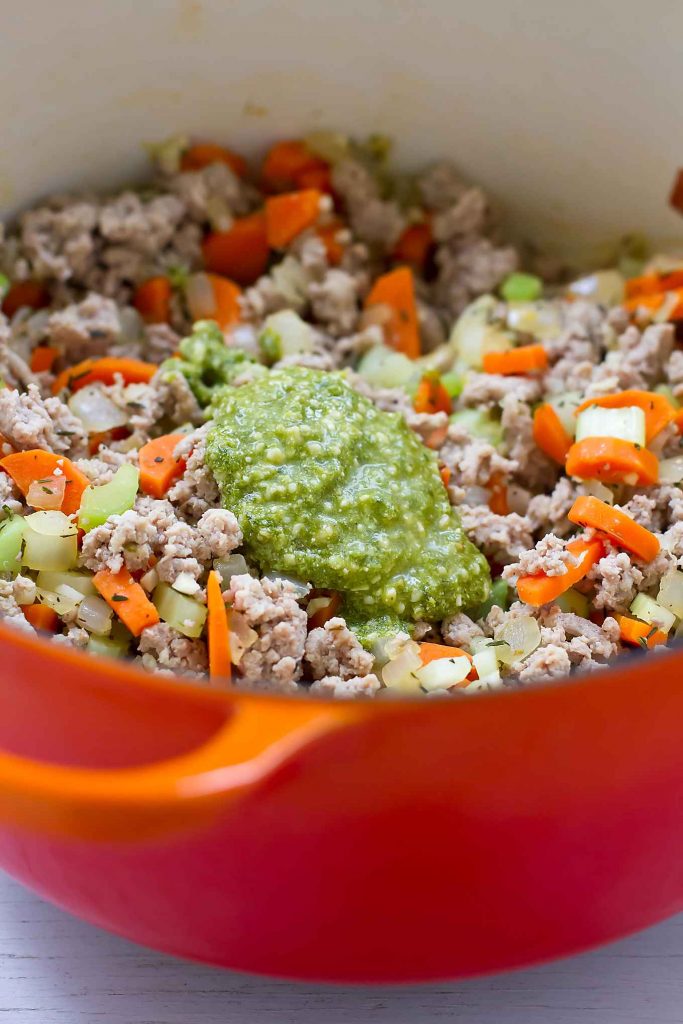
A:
<box><xmin>26</xmin><ymin>474</ymin><xmax>66</xmax><ymax>511</ymax></box>
<box><xmin>139</xmin><ymin>567</ymin><xmax>159</xmax><ymax>593</ymax></box>
<box><xmin>270</xmin><ymin>257</ymin><xmax>309</xmax><ymax>306</ymax></box>
<box><xmin>307</xmin><ymin>596</ymin><xmax>334</xmax><ymax>620</ymax></box>
<box><xmin>213</xmin><ymin>554</ymin><xmax>249</xmax><ymax>585</ymax></box>
<box><xmin>229</xmin><ymin>609</ymin><xmax>258</xmax><ymax>665</ymax></box>
<box><xmin>76</xmin><ymin>594</ymin><xmax>113</xmax><ymax>635</ymax></box>
<box><xmin>657</xmin><ymin>570</ymin><xmax>683</xmax><ymax>619</ymax></box>
<box><xmin>69</xmin><ymin>384</ymin><xmax>129</xmax><ymax>433</ymax></box>
<box><xmin>630</xmin><ymin>593</ymin><xmax>676</xmax><ymax>633</ymax></box>
<box><xmin>658</xmin><ymin>455</ymin><xmax>683</xmax><ymax>484</ymax></box>
<box><xmin>262</xmin><ymin>572</ymin><xmax>311</xmax><ymax>599</ymax></box>
<box><xmin>495</xmin><ymin>615</ymin><xmax>541</xmax><ymax>662</ymax></box>
<box><xmin>153</xmin><ymin>582</ymin><xmax>207</xmax><ymax>638</ymax></box>
<box><xmin>356</xmin><ymin>345</ymin><xmax>416</xmax><ymax>389</ymax></box>
<box><xmin>416</xmin><ymin>656</ymin><xmax>470</xmax><ymax>691</ymax></box>
<box><xmin>567</xmin><ymin>270</ymin><xmax>625</xmax><ymax>306</ymax></box>
<box><xmin>547</xmin><ymin>392</ymin><xmax>582</xmax><ymax>437</ymax></box>
<box><xmin>472</xmin><ymin>648</ymin><xmax>501</xmax><ymax>684</ymax></box>
<box><xmin>450</xmin><ymin>295</ymin><xmax>512</xmax><ymax>369</ymax></box>
<box><xmin>582</xmin><ymin>480</ymin><xmax>615</xmax><ymax>504</ymax></box>
<box><xmin>259</xmin><ymin>310</ymin><xmax>314</xmax><ymax>361</ymax></box>
<box><xmin>22</xmin><ymin>511</ymin><xmax>78</xmax><ymax>572</ymax></box>
<box><xmin>118</xmin><ymin>306</ymin><xmax>144</xmax><ymax>343</ymax></box>
<box><xmin>575</xmin><ymin>405</ymin><xmax>646</xmax><ymax>446</ymax></box>
<box><xmin>186</xmin><ymin>273</ymin><xmax>217</xmax><ymax>321</ymax></box>
<box><xmin>36</xmin><ymin>571</ymin><xmax>96</xmax><ymax>597</ymax></box>
<box><xmin>380</xmin><ymin>637</ymin><xmax>422</xmax><ymax>692</ymax></box>
<box><xmin>505</xmin><ymin>301</ymin><xmax>563</xmax><ymax>341</ymax></box>
<box><xmin>36</xmin><ymin>585</ymin><xmax>84</xmax><ymax>616</ymax></box>
<box><xmin>172</xmin><ymin>572</ymin><xmax>200</xmax><ymax>596</ymax></box>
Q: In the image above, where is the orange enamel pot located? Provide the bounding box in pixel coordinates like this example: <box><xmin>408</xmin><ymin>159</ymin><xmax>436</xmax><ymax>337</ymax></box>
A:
<box><xmin>0</xmin><ymin>619</ymin><xmax>682</xmax><ymax>982</ymax></box>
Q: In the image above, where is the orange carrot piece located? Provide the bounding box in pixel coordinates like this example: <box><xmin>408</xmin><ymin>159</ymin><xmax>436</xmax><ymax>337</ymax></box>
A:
<box><xmin>52</xmin><ymin>357</ymin><xmax>158</xmax><ymax>396</ymax></box>
<box><xmin>623</xmin><ymin>292</ymin><xmax>666</xmax><ymax>313</ymax></box>
<box><xmin>565</xmin><ymin>437</ymin><xmax>659</xmax><ymax>486</ymax></box>
<box><xmin>265</xmin><ymin>189</ymin><xmax>322</xmax><ymax>248</ymax></box>
<box><xmin>93</xmin><ymin>567</ymin><xmax>160</xmax><ymax>637</ymax></box>
<box><xmin>615</xmin><ymin>614</ymin><xmax>668</xmax><ymax>649</ymax></box>
<box><xmin>413</xmin><ymin>373</ymin><xmax>451</xmax><ymax>415</ymax></box>
<box><xmin>439</xmin><ymin>465</ymin><xmax>451</xmax><ymax>488</ymax></box>
<box><xmin>205</xmin><ymin>274</ymin><xmax>242</xmax><ymax>330</ymax></box>
<box><xmin>624</xmin><ymin>273</ymin><xmax>665</xmax><ymax>300</ymax></box>
<box><xmin>675</xmin><ymin>408</ymin><xmax>683</xmax><ymax>433</ymax></box>
<box><xmin>202</xmin><ymin>213</ymin><xmax>269</xmax><ymax>285</ymax></box>
<box><xmin>568</xmin><ymin>495</ymin><xmax>660</xmax><ymax>563</ymax></box>
<box><xmin>21</xmin><ymin>604</ymin><xmax>59</xmax><ymax>633</ymax></box>
<box><xmin>488</xmin><ymin>474</ymin><xmax>509</xmax><ymax>516</ymax></box>
<box><xmin>0</xmin><ymin>449</ymin><xmax>90</xmax><ymax>516</ymax></box>
<box><xmin>261</xmin><ymin>140</ymin><xmax>327</xmax><ymax>192</ymax></box>
<box><xmin>517</xmin><ymin>537</ymin><xmax>604</xmax><ymax>607</ymax></box>
<box><xmin>2</xmin><ymin>280</ymin><xmax>50</xmax><ymax>319</ymax></box>
<box><xmin>533</xmin><ymin>403</ymin><xmax>573</xmax><ymax>464</ymax></box>
<box><xmin>316</xmin><ymin>220</ymin><xmax>345</xmax><ymax>266</ymax></box>
<box><xmin>482</xmin><ymin>345</ymin><xmax>548</xmax><ymax>375</ymax></box>
<box><xmin>392</xmin><ymin>221</ymin><xmax>433</xmax><ymax>270</ymax></box>
<box><xmin>133</xmin><ymin>276</ymin><xmax>172</xmax><ymax>324</ymax></box>
<box><xmin>670</xmin><ymin>169</ymin><xmax>683</xmax><ymax>215</ymax></box>
<box><xmin>207</xmin><ymin>569</ymin><xmax>232</xmax><ymax>682</ymax></box>
<box><xmin>30</xmin><ymin>346</ymin><xmax>59</xmax><ymax>374</ymax></box>
<box><xmin>418</xmin><ymin>641</ymin><xmax>473</xmax><ymax>666</ymax></box>
<box><xmin>365</xmin><ymin>266</ymin><xmax>420</xmax><ymax>360</ymax></box>
<box><xmin>574</xmin><ymin>389</ymin><xmax>676</xmax><ymax>443</ymax></box>
<box><xmin>180</xmin><ymin>142</ymin><xmax>247</xmax><ymax>178</ymax></box>
<box><xmin>307</xmin><ymin>591</ymin><xmax>341</xmax><ymax>630</ymax></box>
<box><xmin>424</xmin><ymin>422</ymin><xmax>449</xmax><ymax>450</ymax></box>
<box><xmin>138</xmin><ymin>434</ymin><xmax>186</xmax><ymax>498</ymax></box>
<box><xmin>296</xmin><ymin>164</ymin><xmax>333</xmax><ymax>193</ymax></box>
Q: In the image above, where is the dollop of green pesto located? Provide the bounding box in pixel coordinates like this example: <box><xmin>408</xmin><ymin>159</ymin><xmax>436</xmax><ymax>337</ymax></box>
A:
<box><xmin>206</xmin><ymin>366</ymin><xmax>490</xmax><ymax>629</ymax></box>
<box><xmin>161</xmin><ymin>320</ymin><xmax>262</xmax><ymax>407</ymax></box>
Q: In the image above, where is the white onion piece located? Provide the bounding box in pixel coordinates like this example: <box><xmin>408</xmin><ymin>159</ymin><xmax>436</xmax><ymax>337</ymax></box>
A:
<box><xmin>76</xmin><ymin>594</ymin><xmax>113</xmax><ymax>635</ymax></box>
<box><xmin>26</xmin><ymin>474</ymin><xmax>66</xmax><ymax>511</ymax></box>
<box><xmin>36</xmin><ymin>571</ymin><xmax>96</xmax><ymax>597</ymax></box>
<box><xmin>495</xmin><ymin>615</ymin><xmax>541</xmax><ymax>662</ymax></box>
<box><xmin>657</xmin><ymin>569</ymin><xmax>683</xmax><ymax>619</ymax></box>
<box><xmin>416</xmin><ymin>656</ymin><xmax>470</xmax><ymax>691</ymax></box>
<box><xmin>37</xmin><ymin>585</ymin><xmax>83</xmax><ymax>615</ymax></box>
<box><xmin>472</xmin><ymin>647</ymin><xmax>501</xmax><ymax>684</ymax></box>
<box><xmin>582</xmin><ymin>479</ymin><xmax>615</xmax><ymax>504</ymax></box>
<box><xmin>262</xmin><ymin>572</ymin><xmax>311</xmax><ymax>598</ymax></box>
<box><xmin>213</xmin><ymin>554</ymin><xmax>249</xmax><ymax>585</ymax></box>
<box><xmin>186</xmin><ymin>273</ymin><xmax>217</xmax><ymax>321</ymax></box>
<box><xmin>567</xmin><ymin>270</ymin><xmax>625</xmax><ymax>306</ymax></box>
<box><xmin>229</xmin><ymin>610</ymin><xmax>258</xmax><ymax>665</ymax></box>
<box><xmin>172</xmin><ymin>572</ymin><xmax>200</xmax><ymax>596</ymax></box>
<box><xmin>69</xmin><ymin>384</ymin><xmax>128</xmax><ymax>433</ymax></box>
<box><xmin>659</xmin><ymin>455</ymin><xmax>683</xmax><ymax>484</ymax></box>
<box><xmin>22</xmin><ymin>511</ymin><xmax>78</xmax><ymax>571</ymax></box>
<box><xmin>380</xmin><ymin>641</ymin><xmax>422</xmax><ymax>692</ymax></box>
<box><xmin>139</xmin><ymin>567</ymin><xmax>159</xmax><ymax>593</ymax></box>
<box><xmin>630</xmin><ymin>593</ymin><xmax>675</xmax><ymax>633</ymax></box>
<box><xmin>118</xmin><ymin>306</ymin><xmax>143</xmax><ymax>342</ymax></box>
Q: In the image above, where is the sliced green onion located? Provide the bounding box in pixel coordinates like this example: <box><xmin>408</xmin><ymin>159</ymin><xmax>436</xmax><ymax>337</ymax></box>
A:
<box><xmin>501</xmin><ymin>272</ymin><xmax>543</xmax><ymax>303</ymax></box>
<box><xmin>22</xmin><ymin>511</ymin><xmax>78</xmax><ymax>571</ymax></box>
<box><xmin>0</xmin><ymin>514</ymin><xmax>25</xmax><ymax>575</ymax></box>
<box><xmin>630</xmin><ymin>593</ymin><xmax>676</xmax><ymax>634</ymax></box>
<box><xmin>575</xmin><ymin>405</ymin><xmax>646</xmax><ymax>447</ymax></box>
<box><xmin>78</xmin><ymin>464</ymin><xmax>140</xmax><ymax>533</ymax></box>
<box><xmin>153</xmin><ymin>582</ymin><xmax>207</xmax><ymax>638</ymax></box>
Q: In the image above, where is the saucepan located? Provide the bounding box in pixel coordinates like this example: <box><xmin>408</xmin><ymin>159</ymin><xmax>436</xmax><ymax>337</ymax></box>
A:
<box><xmin>0</xmin><ymin>0</ymin><xmax>682</xmax><ymax>983</ymax></box>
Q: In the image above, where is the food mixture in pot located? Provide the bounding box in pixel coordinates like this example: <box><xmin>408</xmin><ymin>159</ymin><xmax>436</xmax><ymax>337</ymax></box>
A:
<box><xmin>0</xmin><ymin>133</ymin><xmax>682</xmax><ymax>697</ymax></box>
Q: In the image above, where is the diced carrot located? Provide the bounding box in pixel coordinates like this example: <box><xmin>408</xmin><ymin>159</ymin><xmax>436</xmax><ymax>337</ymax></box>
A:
<box><xmin>568</xmin><ymin>495</ymin><xmax>660</xmax><ymax>563</ymax></box>
<box><xmin>675</xmin><ymin>408</ymin><xmax>683</xmax><ymax>433</ymax></box>
<box><xmin>180</xmin><ymin>142</ymin><xmax>247</xmax><ymax>178</ymax></box>
<box><xmin>482</xmin><ymin>345</ymin><xmax>548</xmax><ymax>375</ymax></box>
<box><xmin>0</xmin><ymin>449</ymin><xmax>90</xmax><ymax>516</ymax></box>
<box><xmin>669</xmin><ymin>168</ymin><xmax>683</xmax><ymax>216</ymax></box>
<box><xmin>21</xmin><ymin>604</ymin><xmax>59</xmax><ymax>633</ymax></box>
<box><xmin>418</xmin><ymin>642</ymin><xmax>476</xmax><ymax>684</ymax></box>
<box><xmin>307</xmin><ymin>591</ymin><xmax>341</xmax><ymax>630</ymax></box>
<box><xmin>439</xmin><ymin>465</ymin><xmax>451</xmax><ymax>488</ymax></box>
<box><xmin>296</xmin><ymin>164</ymin><xmax>333</xmax><ymax>193</ymax></box>
<box><xmin>533</xmin><ymin>403</ymin><xmax>573</xmax><ymax>464</ymax></box>
<box><xmin>565</xmin><ymin>437</ymin><xmax>659</xmax><ymax>486</ymax></box>
<box><xmin>202</xmin><ymin>212</ymin><xmax>269</xmax><ymax>285</ymax></box>
<box><xmin>316</xmin><ymin>219</ymin><xmax>345</xmax><ymax>266</ymax></box>
<box><xmin>52</xmin><ymin>357</ymin><xmax>158</xmax><ymax>396</ymax></box>
<box><xmin>207</xmin><ymin>569</ymin><xmax>232</xmax><ymax>683</ymax></box>
<box><xmin>265</xmin><ymin>189</ymin><xmax>322</xmax><ymax>248</ymax></box>
<box><xmin>488</xmin><ymin>473</ymin><xmax>509</xmax><ymax>516</ymax></box>
<box><xmin>574</xmin><ymin>389</ymin><xmax>676</xmax><ymax>444</ymax></box>
<box><xmin>392</xmin><ymin>220</ymin><xmax>433</xmax><ymax>270</ymax></box>
<box><xmin>625</xmin><ymin>273</ymin><xmax>665</xmax><ymax>300</ymax></box>
<box><xmin>661</xmin><ymin>270</ymin><xmax>683</xmax><ymax>291</ymax></box>
<box><xmin>365</xmin><ymin>266</ymin><xmax>420</xmax><ymax>360</ymax></box>
<box><xmin>623</xmin><ymin>292</ymin><xmax>666</xmax><ymax>313</ymax></box>
<box><xmin>133</xmin><ymin>276</ymin><xmax>172</xmax><ymax>324</ymax></box>
<box><xmin>138</xmin><ymin>434</ymin><xmax>186</xmax><ymax>498</ymax></box>
<box><xmin>616</xmin><ymin>614</ymin><xmax>668</xmax><ymax>649</ymax></box>
<box><xmin>30</xmin><ymin>346</ymin><xmax>59</xmax><ymax>374</ymax></box>
<box><xmin>205</xmin><ymin>274</ymin><xmax>242</xmax><ymax>330</ymax></box>
<box><xmin>261</xmin><ymin>140</ymin><xmax>327</xmax><ymax>193</ymax></box>
<box><xmin>413</xmin><ymin>373</ymin><xmax>451</xmax><ymax>416</ymax></box>
<box><xmin>517</xmin><ymin>537</ymin><xmax>604</xmax><ymax>607</ymax></box>
<box><xmin>93</xmin><ymin>567</ymin><xmax>160</xmax><ymax>637</ymax></box>
<box><xmin>2</xmin><ymin>281</ymin><xmax>50</xmax><ymax>319</ymax></box>
<box><xmin>88</xmin><ymin>426</ymin><xmax>129</xmax><ymax>456</ymax></box>
<box><xmin>424</xmin><ymin>422</ymin><xmax>449</xmax><ymax>450</ymax></box>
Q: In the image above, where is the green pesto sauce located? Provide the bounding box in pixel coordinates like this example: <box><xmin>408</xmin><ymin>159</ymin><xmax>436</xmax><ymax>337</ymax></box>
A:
<box><xmin>206</xmin><ymin>367</ymin><xmax>490</xmax><ymax>633</ymax></box>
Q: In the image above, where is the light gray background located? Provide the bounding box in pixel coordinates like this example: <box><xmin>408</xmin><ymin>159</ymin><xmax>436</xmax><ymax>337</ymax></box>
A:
<box><xmin>1</xmin><ymin>871</ymin><xmax>682</xmax><ymax>1023</ymax></box>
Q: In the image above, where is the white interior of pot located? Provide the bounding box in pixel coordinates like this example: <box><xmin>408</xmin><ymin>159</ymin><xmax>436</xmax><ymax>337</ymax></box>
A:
<box><xmin>2</xmin><ymin>1</ymin><xmax>681</xmax><ymax>258</ymax></box>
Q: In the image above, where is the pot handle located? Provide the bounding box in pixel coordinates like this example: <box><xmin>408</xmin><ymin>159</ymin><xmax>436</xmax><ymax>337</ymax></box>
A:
<box><xmin>0</xmin><ymin>696</ymin><xmax>359</xmax><ymax>842</ymax></box>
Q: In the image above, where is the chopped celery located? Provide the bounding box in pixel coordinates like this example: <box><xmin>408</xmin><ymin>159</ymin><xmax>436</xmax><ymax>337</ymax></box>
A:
<box><xmin>258</xmin><ymin>310</ymin><xmax>314</xmax><ymax>364</ymax></box>
<box><xmin>449</xmin><ymin>295</ymin><xmax>512</xmax><ymax>369</ymax></box>
<box><xmin>655</xmin><ymin>383</ymin><xmax>679</xmax><ymax>409</ymax></box>
<box><xmin>0</xmin><ymin>273</ymin><xmax>9</xmax><ymax>300</ymax></box>
<box><xmin>440</xmin><ymin>371</ymin><xmax>464</xmax><ymax>400</ymax></box>
<box><xmin>0</xmin><ymin>514</ymin><xmax>25</xmax><ymax>575</ymax></box>
<box><xmin>566</xmin><ymin>270</ymin><xmax>625</xmax><ymax>306</ymax></box>
<box><xmin>22</xmin><ymin>511</ymin><xmax>78</xmax><ymax>572</ymax></box>
<box><xmin>501</xmin><ymin>272</ymin><xmax>543</xmax><ymax>303</ymax></box>
<box><xmin>78</xmin><ymin>464</ymin><xmax>139</xmax><ymax>533</ymax></box>
<box><xmin>153</xmin><ymin>582</ymin><xmax>207</xmax><ymax>638</ymax></box>
<box><xmin>36</xmin><ymin>585</ymin><xmax>84</xmax><ymax>616</ymax></box>
<box><xmin>657</xmin><ymin>570</ymin><xmax>683</xmax><ymax>618</ymax></box>
<box><xmin>630</xmin><ymin>593</ymin><xmax>676</xmax><ymax>634</ymax></box>
<box><xmin>450</xmin><ymin>408</ymin><xmax>504</xmax><ymax>448</ymax></box>
<box><xmin>472</xmin><ymin>647</ymin><xmax>501</xmax><ymax>684</ymax></box>
<box><xmin>470</xmin><ymin>577</ymin><xmax>510</xmax><ymax>621</ymax></box>
<box><xmin>575</xmin><ymin>405</ymin><xmax>646</xmax><ymax>446</ymax></box>
<box><xmin>304</xmin><ymin>131</ymin><xmax>350</xmax><ymax>164</ymax></box>
<box><xmin>506</xmin><ymin>301</ymin><xmax>563</xmax><ymax>340</ymax></box>
<box><xmin>555</xmin><ymin>588</ymin><xmax>590</xmax><ymax>618</ymax></box>
<box><xmin>547</xmin><ymin>391</ymin><xmax>582</xmax><ymax>437</ymax></box>
<box><xmin>416</xmin><ymin>655</ymin><xmax>470</xmax><ymax>691</ymax></box>
<box><xmin>36</xmin><ymin>570</ymin><xmax>96</xmax><ymax>597</ymax></box>
<box><xmin>356</xmin><ymin>345</ymin><xmax>416</xmax><ymax>389</ymax></box>
<box><xmin>87</xmin><ymin>635</ymin><xmax>128</xmax><ymax>659</ymax></box>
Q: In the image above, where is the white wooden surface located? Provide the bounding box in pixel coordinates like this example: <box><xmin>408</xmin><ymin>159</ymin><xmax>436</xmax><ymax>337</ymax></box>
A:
<box><xmin>2</xmin><ymin>872</ymin><xmax>683</xmax><ymax>1023</ymax></box>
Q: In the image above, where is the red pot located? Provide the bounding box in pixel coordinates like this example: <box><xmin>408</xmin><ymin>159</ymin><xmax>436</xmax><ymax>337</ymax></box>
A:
<box><xmin>0</xmin><ymin>619</ymin><xmax>680</xmax><ymax>982</ymax></box>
